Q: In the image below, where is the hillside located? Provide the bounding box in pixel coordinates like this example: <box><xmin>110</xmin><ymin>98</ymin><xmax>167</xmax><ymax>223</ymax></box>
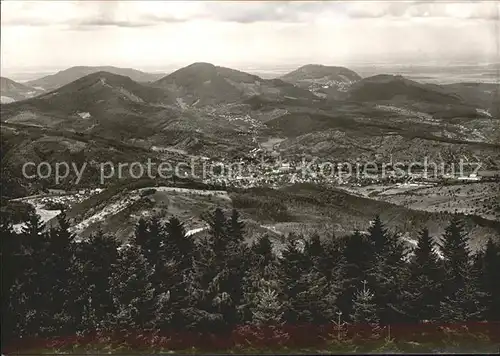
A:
<box><xmin>0</xmin><ymin>70</ymin><xmax>262</xmax><ymax>153</ymax></box>
<box><xmin>1</xmin><ymin>77</ymin><xmax>44</xmax><ymax>103</ymax></box>
<box><xmin>347</xmin><ymin>74</ymin><xmax>463</xmax><ymax>105</ymax></box>
<box><xmin>281</xmin><ymin>64</ymin><xmax>362</xmax><ymax>97</ymax></box>
<box><xmin>0</xmin><ymin>123</ymin><xmax>188</xmax><ymax>198</ymax></box>
<box><xmin>155</xmin><ymin>62</ymin><xmax>317</xmax><ymax>107</ymax></box>
<box><xmin>32</xmin><ymin>70</ymin><xmax>170</xmax><ymax>106</ymax></box>
<box><xmin>264</xmin><ymin>99</ymin><xmax>500</xmax><ymax>167</ymax></box>
<box><xmin>26</xmin><ymin>66</ymin><xmax>165</xmax><ymax>91</ymax></box>
<box><xmin>0</xmin><ymin>71</ymin><xmax>179</xmax><ymax>138</ymax></box>
<box><xmin>442</xmin><ymin>82</ymin><xmax>500</xmax><ymax>117</ymax></box>
<box><xmin>2</xmin><ymin>67</ymin><xmax>498</xmax><ymax>167</ymax></box>
<box><xmin>281</xmin><ymin>64</ymin><xmax>361</xmax><ymax>84</ymax></box>
<box><xmin>21</xmin><ymin>181</ymin><xmax>500</xmax><ymax>248</ymax></box>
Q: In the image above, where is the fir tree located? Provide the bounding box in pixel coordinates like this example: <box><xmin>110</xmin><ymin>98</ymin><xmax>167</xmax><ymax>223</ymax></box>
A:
<box><xmin>240</xmin><ymin>271</ymin><xmax>289</xmax><ymax>349</ymax></box>
<box><xmin>440</xmin><ymin>216</ymin><xmax>470</xmax><ymax>289</ymax></box>
<box><xmin>183</xmin><ymin>236</ymin><xmax>225</xmax><ymax>332</ymax></box>
<box><xmin>21</xmin><ymin>212</ymin><xmax>46</xmax><ymax>242</ymax></box>
<box><xmin>133</xmin><ymin>216</ymin><xmax>164</xmax><ymax>265</ymax></box>
<box><xmin>242</xmin><ymin>262</ymin><xmax>281</xmax><ymax>322</ymax></box>
<box><xmin>251</xmin><ymin>283</ymin><xmax>285</xmax><ymax>326</ymax></box>
<box><xmin>146</xmin><ymin>216</ymin><xmax>164</xmax><ymax>264</ymax></box>
<box><xmin>44</xmin><ymin>213</ymin><xmax>80</xmax><ymax>335</ymax></box>
<box><xmin>163</xmin><ymin>216</ymin><xmax>194</xmax><ymax>271</ymax></box>
<box><xmin>108</xmin><ymin>244</ymin><xmax>156</xmax><ymax>335</ymax></box>
<box><xmin>205</xmin><ymin>208</ymin><xmax>228</xmax><ymax>260</ymax></box>
<box><xmin>15</xmin><ymin>212</ymin><xmax>52</xmax><ymax>337</ymax></box>
<box><xmin>280</xmin><ymin>236</ymin><xmax>336</xmax><ymax>324</ymax></box>
<box><xmin>405</xmin><ymin>228</ymin><xmax>443</xmax><ymax>322</ymax></box>
<box><xmin>218</xmin><ymin>210</ymin><xmax>250</xmax><ymax>328</ymax></box>
<box><xmin>78</xmin><ymin>229</ymin><xmax>120</xmax><ymax>332</ymax></box>
<box><xmin>160</xmin><ymin>217</ymin><xmax>195</xmax><ymax>330</ymax></box>
<box><xmin>187</xmin><ymin>209</ymin><xmax>250</xmax><ymax>330</ymax></box>
<box><xmin>477</xmin><ymin>238</ymin><xmax>500</xmax><ymax>321</ymax></box>
<box><xmin>369</xmin><ymin>215</ymin><xmax>388</xmax><ymax>255</ymax></box>
<box><xmin>227</xmin><ymin>209</ymin><xmax>245</xmax><ymax>244</ymax></box>
<box><xmin>368</xmin><ymin>218</ymin><xmax>409</xmax><ymax>324</ymax></box>
<box><xmin>133</xmin><ymin>217</ymin><xmax>149</xmax><ymax>249</ymax></box>
<box><xmin>252</xmin><ymin>234</ymin><xmax>274</xmax><ymax>268</ymax></box>
<box><xmin>304</xmin><ymin>233</ymin><xmax>323</xmax><ymax>264</ymax></box>
<box><xmin>439</xmin><ymin>217</ymin><xmax>483</xmax><ymax>322</ymax></box>
<box><xmin>350</xmin><ymin>280</ymin><xmax>379</xmax><ymax>325</ymax></box>
<box><xmin>338</xmin><ymin>231</ymin><xmax>374</xmax><ymax>318</ymax></box>
<box><xmin>1</xmin><ymin>217</ymin><xmax>21</xmax><ymax>345</ymax></box>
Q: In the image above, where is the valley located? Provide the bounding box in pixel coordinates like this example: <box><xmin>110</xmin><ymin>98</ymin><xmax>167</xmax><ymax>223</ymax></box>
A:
<box><xmin>1</xmin><ymin>62</ymin><xmax>499</xmax><ymax>249</ymax></box>
<box><xmin>4</xmin><ymin>2</ymin><xmax>500</xmax><ymax>353</ymax></box>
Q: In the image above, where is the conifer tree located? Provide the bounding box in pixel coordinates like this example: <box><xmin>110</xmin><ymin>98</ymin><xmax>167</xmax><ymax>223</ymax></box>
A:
<box><xmin>350</xmin><ymin>280</ymin><xmax>379</xmax><ymax>325</ymax></box>
<box><xmin>306</xmin><ymin>233</ymin><xmax>345</xmax><ymax>285</ymax></box>
<box><xmin>477</xmin><ymin>238</ymin><xmax>500</xmax><ymax>321</ymax></box>
<box><xmin>405</xmin><ymin>228</ymin><xmax>443</xmax><ymax>322</ymax></box>
<box><xmin>159</xmin><ymin>217</ymin><xmax>195</xmax><ymax>330</ymax></box>
<box><xmin>280</xmin><ymin>236</ymin><xmax>336</xmax><ymax>324</ymax></box>
<box><xmin>242</xmin><ymin>261</ymin><xmax>281</xmax><ymax>321</ymax></box>
<box><xmin>338</xmin><ymin>231</ymin><xmax>374</xmax><ymax>318</ymax></box>
<box><xmin>133</xmin><ymin>217</ymin><xmax>149</xmax><ymax>249</ymax></box>
<box><xmin>251</xmin><ymin>285</ymin><xmax>285</xmax><ymax>326</ymax></box>
<box><xmin>108</xmin><ymin>244</ymin><xmax>156</xmax><ymax>335</ymax></box>
<box><xmin>219</xmin><ymin>210</ymin><xmax>250</xmax><ymax>328</ymax></box>
<box><xmin>304</xmin><ymin>233</ymin><xmax>323</xmax><ymax>265</ymax></box>
<box><xmin>205</xmin><ymin>208</ymin><xmax>228</xmax><ymax>260</ymax></box>
<box><xmin>227</xmin><ymin>209</ymin><xmax>245</xmax><ymax>244</ymax></box>
<box><xmin>21</xmin><ymin>211</ymin><xmax>46</xmax><ymax>242</ymax></box>
<box><xmin>185</xmin><ymin>206</ymin><xmax>248</xmax><ymax>331</ymax></box>
<box><xmin>239</xmin><ymin>268</ymin><xmax>289</xmax><ymax>348</ymax></box>
<box><xmin>369</xmin><ymin>215</ymin><xmax>389</xmax><ymax>255</ymax></box>
<box><xmin>146</xmin><ymin>216</ymin><xmax>164</xmax><ymax>264</ymax></box>
<box><xmin>78</xmin><ymin>229</ymin><xmax>120</xmax><ymax>332</ymax></box>
<box><xmin>440</xmin><ymin>216</ymin><xmax>470</xmax><ymax>289</ymax></box>
<box><xmin>1</xmin><ymin>217</ymin><xmax>21</xmax><ymax>345</ymax></box>
<box><xmin>439</xmin><ymin>217</ymin><xmax>483</xmax><ymax>322</ymax></box>
<box><xmin>44</xmin><ymin>213</ymin><xmax>79</xmax><ymax>335</ymax></box>
<box><xmin>367</xmin><ymin>218</ymin><xmax>408</xmax><ymax>324</ymax></box>
<box><xmin>133</xmin><ymin>216</ymin><xmax>164</xmax><ymax>265</ymax></box>
<box><xmin>183</xmin><ymin>236</ymin><xmax>225</xmax><ymax>331</ymax></box>
<box><xmin>252</xmin><ymin>234</ymin><xmax>274</xmax><ymax>268</ymax></box>
<box><xmin>164</xmin><ymin>216</ymin><xmax>194</xmax><ymax>271</ymax></box>
<box><xmin>15</xmin><ymin>212</ymin><xmax>52</xmax><ymax>336</ymax></box>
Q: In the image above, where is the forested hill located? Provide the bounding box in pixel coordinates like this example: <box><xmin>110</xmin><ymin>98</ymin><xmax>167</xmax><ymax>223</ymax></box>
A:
<box><xmin>2</xmin><ymin>208</ymin><xmax>500</xmax><ymax>353</ymax></box>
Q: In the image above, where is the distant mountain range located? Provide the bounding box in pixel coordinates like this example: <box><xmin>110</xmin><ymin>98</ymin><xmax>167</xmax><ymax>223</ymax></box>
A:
<box><xmin>24</xmin><ymin>66</ymin><xmax>166</xmax><ymax>92</ymax></box>
<box><xmin>1</xmin><ymin>62</ymin><xmax>499</xmax><ymax>171</ymax></box>
<box><xmin>281</xmin><ymin>64</ymin><xmax>361</xmax><ymax>84</ymax></box>
<box><xmin>0</xmin><ymin>77</ymin><xmax>44</xmax><ymax>103</ymax></box>
<box><xmin>154</xmin><ymin>62</ymin><xmax>317</xmax><ymax>107</ymax></box>
<box><xmin>347</xmin><ymin>74</ymin><xmax>463</xmax><ymax>104</ymax></box>
<box><xmin>1</xmin><ymin>61</ymin><xmax>499</xmax><ymax>244</ymax></box>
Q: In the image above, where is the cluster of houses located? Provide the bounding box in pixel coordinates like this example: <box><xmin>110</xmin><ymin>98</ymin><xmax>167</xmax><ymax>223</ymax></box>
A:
<box><xmin>201</xmin><ymin>152</ymin><xmax>486</xmax><ymax>189</ymax></box>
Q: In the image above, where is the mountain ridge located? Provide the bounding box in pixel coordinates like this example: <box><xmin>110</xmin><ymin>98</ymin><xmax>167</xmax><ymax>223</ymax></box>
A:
<box><xmin>1</xmin><ymin>76</ymin><xmax>45</xmax><ymax>103</ymax></box>
<box><xmin>154</xmin><ymin>62</ymin><xmax>318</xmax><ymax>107</ymax></box>
<box><xmin>26</xmin><ymin>65</ymin><xmax>166</xmax><ymax>91</ymax></box>
<box><xmin>281</xmin><ymin>64</ymin><xmax>362</xmax><ymax>83</ymax></box>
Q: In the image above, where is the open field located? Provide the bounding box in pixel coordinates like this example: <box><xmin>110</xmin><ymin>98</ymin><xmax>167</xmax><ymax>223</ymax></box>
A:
<box><xmin>10</xmin><ymin>179</ymin><xmax>494</xmax><ymax>248</ymax></box>
<box><xmin>339</xmin><ymin>182</ymin><xmax>500</xmax><ymax>222</ymax></box>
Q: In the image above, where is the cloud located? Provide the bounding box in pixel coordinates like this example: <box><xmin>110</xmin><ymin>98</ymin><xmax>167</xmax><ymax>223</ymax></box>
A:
<box><xmin>1</xmin><ymin>1</ymin><xmax>497</xmax><ymax>29</ymax></box>
<box><xmin>199</xmin><ymin>2</ymin><xmax>331</xmax><ymax>23</ymax></box>
<box><xmin>344</xmin><ymin>1</ymin><xmax>499</xmax><ymax>20</ymax></box>
<box><xmin>0</xmin><ymin>1</ymin><xmax>195</xmax><ymax>28</ymax></box>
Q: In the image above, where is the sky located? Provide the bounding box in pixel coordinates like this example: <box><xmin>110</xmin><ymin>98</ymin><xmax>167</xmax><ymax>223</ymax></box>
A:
<box><xmin>1</xmin><ymin>1</ymin><xmax>499</xmax><ymax>76</ymax></box>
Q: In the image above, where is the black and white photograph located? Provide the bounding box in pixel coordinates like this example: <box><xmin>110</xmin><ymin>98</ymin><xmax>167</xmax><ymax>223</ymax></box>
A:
<box><xmin>1</xmin><ymin>0</ymin><xmax>499</xmax><ymax>353</ymax></box>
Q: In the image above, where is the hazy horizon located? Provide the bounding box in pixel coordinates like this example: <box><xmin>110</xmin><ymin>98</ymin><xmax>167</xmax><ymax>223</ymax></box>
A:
<box><xmin>4</xmin><ymin>62</ymin><xmax>500</xmax><ymax>85</ymax></box>
<box><xmin>1</xmin><ymin>0</ymin><xmax>499</xmax><ymax>78</ymax></box>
